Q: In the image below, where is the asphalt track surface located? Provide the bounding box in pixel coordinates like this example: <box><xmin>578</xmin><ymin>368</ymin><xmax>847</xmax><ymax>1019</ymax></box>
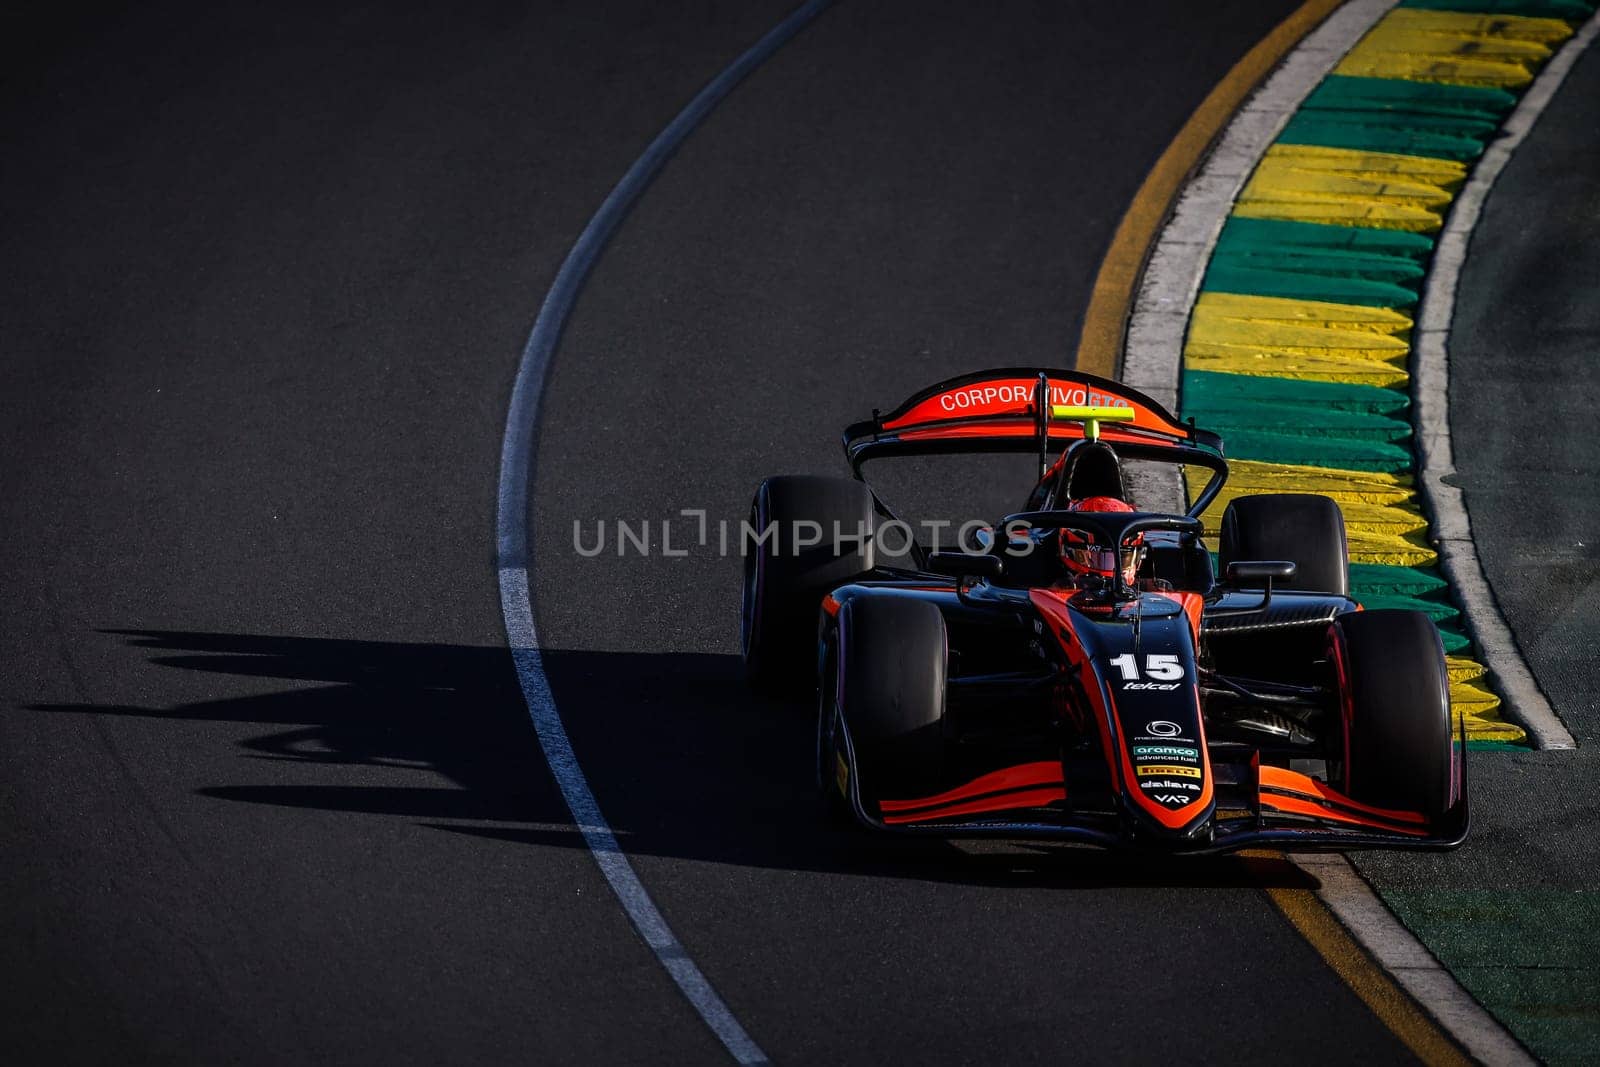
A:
<box><xmin>2</xmin><ymin>2</ymin><xmax>1427</xmax><ymax>1062</ymax></box>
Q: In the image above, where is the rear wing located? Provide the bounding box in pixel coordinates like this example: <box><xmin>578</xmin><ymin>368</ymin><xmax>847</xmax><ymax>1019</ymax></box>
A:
<box><xmin>841</xmin><ymin>369</ymin><xmax>1227</xmax><ymax>517</ymax></box>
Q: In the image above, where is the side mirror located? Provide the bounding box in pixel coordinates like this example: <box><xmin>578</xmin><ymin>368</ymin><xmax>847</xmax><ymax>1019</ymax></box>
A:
<box><xmin>1226</xmin><ymin>560</ymin><xmax>1296</xmax><ymax>587</ymax></box>
<box><xmin>928</xmin><ymin>552</ymin><xmax>1004</xmax><ymax>581</ymax></box>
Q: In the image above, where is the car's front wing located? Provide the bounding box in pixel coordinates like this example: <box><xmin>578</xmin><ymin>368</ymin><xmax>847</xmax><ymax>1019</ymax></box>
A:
<box><xmin>837</xmin><ymin>718</ymin><xmax>1469</xmax><ymax>854</ymax></box>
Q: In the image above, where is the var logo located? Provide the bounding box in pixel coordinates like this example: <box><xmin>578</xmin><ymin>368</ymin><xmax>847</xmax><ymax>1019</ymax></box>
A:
<box><xmin>1152</xmin><ymin>793</ymin><xmax>1188</xmax><ymax>804</ymax></box>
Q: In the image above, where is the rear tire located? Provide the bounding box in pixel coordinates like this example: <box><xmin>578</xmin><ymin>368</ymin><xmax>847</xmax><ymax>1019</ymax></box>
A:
<box><xmin>834</xmin><ymin>594</ymin><xmax>947</xmax><ymax>804</ymax></box>
<box><xmin>1219</xmin><ymin>493</ymin><xmax>1349</xmax><ymax>596</ymax></box>
<box><xmin>741</xmin><ymin>475</ymin><xmax>876</xmax><ymax>689</ymax></box>
<box><xmin>1334</xmin><ymin>610</ymin><xmax>1454</xmax><ymax>820</ymax></box>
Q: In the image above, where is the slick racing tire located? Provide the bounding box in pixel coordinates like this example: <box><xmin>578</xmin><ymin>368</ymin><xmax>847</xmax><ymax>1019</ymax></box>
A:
<box><xmin>742</xmin><ymin>475</ymin><xmax>876</xmax><ymax>689</ymax></box>
<box><xmin>1333</xmin><ymin>609</ymin><xmax>1455</xmax><ymax>821</ymax></box>
<box><xmin>830</xmin><ymin>594</ymin><xmax>947</xmax><ymax>808</ymax></box>
<box><xmin>1219</xmin><ymin>493</ymin><xmax>1349</xmax><ymax>596</ymax></box>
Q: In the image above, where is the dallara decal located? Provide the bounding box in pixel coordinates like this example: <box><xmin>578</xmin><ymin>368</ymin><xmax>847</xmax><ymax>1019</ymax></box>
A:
<box><xmin>1140</xmin><ymin>779</ymin><xmax>1200</xmax><ymax>792</ymax></box>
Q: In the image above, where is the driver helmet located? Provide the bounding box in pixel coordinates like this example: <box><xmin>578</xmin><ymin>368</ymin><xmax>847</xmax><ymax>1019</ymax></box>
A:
<box><xmin>1059</xmin><ymin>496</ymin><xmax>1145</xmax><ymax>585</ymax></box>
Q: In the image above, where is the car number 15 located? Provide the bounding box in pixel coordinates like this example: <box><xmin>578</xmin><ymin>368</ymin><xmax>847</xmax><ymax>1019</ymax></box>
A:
<box><xmin>1107</xmin><ymin>653</ymin><xmax>1185</xmax><ymax>682</ymax></box>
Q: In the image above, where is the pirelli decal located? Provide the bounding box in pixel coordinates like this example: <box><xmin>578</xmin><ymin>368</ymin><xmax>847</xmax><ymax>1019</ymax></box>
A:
<box><xmin>1136</xmin><ymin>764</ymin><xmax>1200</xmax><ymax>779</ymax></box>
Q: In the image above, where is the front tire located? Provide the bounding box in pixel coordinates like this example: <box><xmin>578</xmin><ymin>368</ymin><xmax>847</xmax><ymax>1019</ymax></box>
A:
<box><xmin>1334</xmin><ymin>609</ymin><xmax>1455</xmax><ymax>820</ymax></box>
<box><xmin>832</xmin><ymin>594</ymin><xmax>947</xmax><ymax>806</ymax></box>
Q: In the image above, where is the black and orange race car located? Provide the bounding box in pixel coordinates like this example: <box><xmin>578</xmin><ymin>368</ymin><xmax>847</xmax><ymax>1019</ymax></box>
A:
<box><xmin>740</xmin><ymin>368</ymin><xmax>1466</xmax><ymax>853</ymax></box>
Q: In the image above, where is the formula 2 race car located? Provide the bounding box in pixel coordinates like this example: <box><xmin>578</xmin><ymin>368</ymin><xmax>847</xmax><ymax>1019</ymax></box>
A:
<box><xmin>741</xmin><ymin>369</ymin><xmax>1466</xmax><ymax>853</ymax></box>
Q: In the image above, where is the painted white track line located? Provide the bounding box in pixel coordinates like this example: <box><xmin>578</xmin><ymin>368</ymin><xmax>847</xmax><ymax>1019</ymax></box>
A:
<box><xmin>1411</xmin><ymin>8</ymin><xmax>1600</xmax><ymax>752</ymax></box>
<box><xmin>496</xmin><ymin>3</ymin><xmax>832</xmax><ymax>1062</ymax></box>
<box><xmin>1116</xmin><ymin>0</ymin><xmax>1600</xmax><ymax>1060</ymax></box>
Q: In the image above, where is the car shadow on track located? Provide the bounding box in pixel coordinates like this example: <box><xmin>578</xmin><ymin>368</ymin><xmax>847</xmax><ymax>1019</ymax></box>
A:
<box><xmin>32</xmin><ymin>629</ymin><xmax>1315</xmax><ymax>891</ymax></box>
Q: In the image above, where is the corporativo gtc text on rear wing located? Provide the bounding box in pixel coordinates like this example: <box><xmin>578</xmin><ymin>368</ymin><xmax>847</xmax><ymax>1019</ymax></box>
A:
<box><xmin>841</xmin><ymin>368</ymin><xmax>1228</xmax><ymax>518</ymax></box>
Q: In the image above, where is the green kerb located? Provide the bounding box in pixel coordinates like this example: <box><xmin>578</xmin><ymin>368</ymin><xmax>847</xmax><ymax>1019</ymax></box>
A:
<box><xmin>1202</xmin><ymin>216</ymin><xmax>1434</xmax><ymax>306</ymax></box>
<box><xmin>1279</xmin><ymin>75</ymin><xmax>1523</xmax><ymax>161</ymax></box>
<box><xmin>1183</xmin><ymin>372</ymin><xmax>1413</xmax><ymax>469</ymax></box>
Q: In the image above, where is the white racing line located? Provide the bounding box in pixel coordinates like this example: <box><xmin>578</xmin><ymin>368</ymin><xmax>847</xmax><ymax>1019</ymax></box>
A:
<box><xmin>1124</xmin><ymin>1</ymin><xmax>1600</xmax><ymax>1063</ymax></box>
<box><xmin>495</xmin><ymin>2</ymin><xmax>832</xmax><ymax>1063</ymax></box>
